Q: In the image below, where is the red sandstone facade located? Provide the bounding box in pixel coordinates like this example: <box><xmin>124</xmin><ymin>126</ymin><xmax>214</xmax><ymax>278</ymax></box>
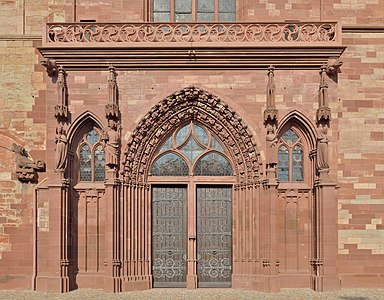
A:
<box><xmin>0</xmin><ymin>0</ymin><xmax>383</xmax><ymax>293</ymax></box>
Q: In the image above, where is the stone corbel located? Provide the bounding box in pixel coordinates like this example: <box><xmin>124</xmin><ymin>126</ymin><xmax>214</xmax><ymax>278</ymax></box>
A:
<box><xmin>12</xmin><ymin>144</ymin><xmax>46</xmax><ymax>183</ymax></box>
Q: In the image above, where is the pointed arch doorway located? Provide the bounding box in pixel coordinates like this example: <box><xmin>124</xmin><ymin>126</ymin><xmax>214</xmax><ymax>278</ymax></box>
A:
<box><xmin>149</xmin><ymin>121</ymin><xmax>235</xmax><ymax>288</ymax></box>
<box><xmin>121</xmin><ymin>86</ymin><xmax>262</xmax><ymax>291</ymax></box>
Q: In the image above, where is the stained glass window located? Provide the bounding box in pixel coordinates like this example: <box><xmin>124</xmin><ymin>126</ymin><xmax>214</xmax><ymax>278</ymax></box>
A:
<box><xmin>152</xmin><ymin>0</ymin><xmax>236</xmax><ymax>22</ymax></box>
<box><xmin>176</xmin><ymin>124</ymin><xmax>190</xmax><ymax>146</ymax></box>
<box><xmin>281</xmin><ymin>129</ymin><xmax>299</xmax><ymax>146</ymax></box>
<box><xmin>151</xmin><ymin>153</ymin><xmax>189</xmax><ymax>176</ymax></box>
<box><xmin>159</xmin><ymin>136</ymin><xmax>172</xmax><ymax>152</ymax></box>
<box><xmin>211</xmin><ymin>136</ymin><xmax>224</xmax><ymax>152</ymax></box>
<box><xmin>292</xmin><ymin>145</ymin><xmax>303</xmax><ymax>182</ymax></box>
<box><xmin>151</xmin><ymin>121</ymin><xmax>233</xmax><ymax>177</ymax></box>
<box><xmin>80</xmin><ymin>144</ymin><xmax>92</xmax><ymax>181</ymax></box>
<box><xmin>94</xmin><ymin>144</ymin><xmax>105</xmax><ymax>181</ymax></box>
<box><xmin>277</xmin><ymin>127</ymin><xmax>304</xmax><ymax>182</ymax></box>
<box><xmin>180</xmin><ymin>137</ymin><xmax>204</xmax><ymax>164</ymax></box>
<box><xmin>278</xmin><ymin>145</ymin><xmax>289</xmax><ymax>182</ymax></box>
<box><xmin>78</xmin><ymin>127</ymin><xmax>105</xmax><ymax>182</ymax></box>
<box><xmin>194</xmin><ymin>152</ymin><xmax>233</xmax><ymax>176</ymax></box>
<box><xmin>194</xmin><ymin>124</ymin><xmax>208</xmax><ymax>146</ymax></box>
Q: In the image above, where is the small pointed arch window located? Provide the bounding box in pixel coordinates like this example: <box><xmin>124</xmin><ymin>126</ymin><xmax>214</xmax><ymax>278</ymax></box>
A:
<box><xmin>78</xmin><ymin>127</ymin><xmax>105</xmax><ymax>182</ymax></box>
<box><xmin>150</xmin><ymin>121</ymin><xmax>233</xmax><ymax>176</ymax></box>
<box><xmin>277</xmin><ymin>128</ymin><xmax>304</xmax><ymax>182</ymax></box>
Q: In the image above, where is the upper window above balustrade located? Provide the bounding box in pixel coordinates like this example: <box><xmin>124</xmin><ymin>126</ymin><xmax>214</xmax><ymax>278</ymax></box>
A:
<box><xmin>152</xmin><ymin>0</ymin><xmax>236</xmax><ymax>22</ymax></box>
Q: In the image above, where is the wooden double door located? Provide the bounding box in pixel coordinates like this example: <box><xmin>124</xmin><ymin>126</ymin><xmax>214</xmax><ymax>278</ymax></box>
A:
<box><xmin>152</xmin><ymin>184</ymin><xmax>232</xmax><ymax>288</ymax></box>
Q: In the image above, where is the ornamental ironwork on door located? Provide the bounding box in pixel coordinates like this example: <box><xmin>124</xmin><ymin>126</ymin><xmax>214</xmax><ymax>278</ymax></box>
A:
<box><xmin>197</xmin><ymin>185</ymin><xmax>232</xmax><ymax>287</ymax></box>
<box><xmin>152</xmin><ymin>185</ymin><xmax>187</xmax><ymax>287</ymax></box>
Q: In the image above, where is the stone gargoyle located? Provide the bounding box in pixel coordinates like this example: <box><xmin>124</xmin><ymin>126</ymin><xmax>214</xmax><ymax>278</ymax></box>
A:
<box><xmin>12</xmin><ymin>144</ymin><xmax>46</xmax><ymax>183</ymax></box>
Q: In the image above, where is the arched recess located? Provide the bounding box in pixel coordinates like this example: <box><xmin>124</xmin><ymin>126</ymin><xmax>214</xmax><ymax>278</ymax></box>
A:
<box><xmin>119</xmin><ymin>86</ymin><xmax>264</xmax><ymax>291</ymax></box>
<box><xmin>276</xmin><ymin>110</ymin><xmax>317</xmax><ymax>288</ymax></box>
<box><xmin>67</xmin><ymin>111</ymin><xmax>107</xmax><ymax>289</ymax></box>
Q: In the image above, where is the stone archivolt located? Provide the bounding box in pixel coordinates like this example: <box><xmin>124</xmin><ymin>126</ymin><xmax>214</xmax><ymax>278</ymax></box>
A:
<box><xmin>122</xmin><ymin>86</ymin><xmax>261</xmax><ymax>184</ymax></box>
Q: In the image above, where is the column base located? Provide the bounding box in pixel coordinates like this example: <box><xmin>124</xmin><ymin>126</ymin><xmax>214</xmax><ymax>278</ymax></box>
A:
<box><xmin>35</xmin><ymin>275</ymin><xmax>70</xmax><ymax>292</ymax></box>
<box><xmin>187</xmin><ymin>275</ymin><xmax>197</xmax><ymax>289</ymax></box>
<box><xmin>311</xmin><ymin>275</ymin><xmax>340</xmax><ymax>292</ymax></box>
<box><xmin>232</xmin><ymin>274</ymin><xmax>280</xmax><ymax>292</ymax></box>
<box><xmin>121</xmin><ymin>276</ymin><xmax>151</xmax><ymax>291</ymax></box>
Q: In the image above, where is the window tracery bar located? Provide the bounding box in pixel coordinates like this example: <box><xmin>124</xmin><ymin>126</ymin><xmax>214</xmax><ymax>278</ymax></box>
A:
<box><xmin>46</xmin><ymin>22</ymin><xmax>339</xmax><ymax>44</ymax></box>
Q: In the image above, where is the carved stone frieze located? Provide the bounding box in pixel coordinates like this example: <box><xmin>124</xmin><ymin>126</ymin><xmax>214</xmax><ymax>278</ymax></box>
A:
<box><xmin>47</xmin><ymin>22</ymin><xmax>339</xmax><ymax>44</ymax></box>
<box><xmin>12</xmin><ymin>144</ymin><xmax>46</xmax><ymax>183</ymax></box>
<box><xmin>122</xmin><ymin>86</ymin><xmax>261</xmax><ymax>184</ymax></box>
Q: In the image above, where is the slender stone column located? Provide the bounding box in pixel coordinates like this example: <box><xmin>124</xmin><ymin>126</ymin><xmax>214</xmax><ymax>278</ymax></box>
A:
<box><xmin>310</xmin><ymin>64</ymin><xmax>339</xmax><ymax>291</ymax></box>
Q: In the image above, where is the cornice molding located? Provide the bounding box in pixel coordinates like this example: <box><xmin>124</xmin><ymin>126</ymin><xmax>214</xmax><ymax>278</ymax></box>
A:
<box><xmin>39</xmin><ymin>46</ymin><xmax>345</xmax><ymax>70</ymax></box>
<box><xmin>0</xmin><ymin>35</ymin><xmax>41</xmax><ymax>41</ymax></box>
<box><xmin>342</xmin><ymin>25</ymin><xmax>384</xmax><ymax>33</ymax></box>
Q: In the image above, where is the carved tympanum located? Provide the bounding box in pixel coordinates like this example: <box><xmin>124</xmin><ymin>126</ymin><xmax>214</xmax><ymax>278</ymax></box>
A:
<box><xmin>122</xmin><ymin>86</ymin><xmax>261</xmax><ymax>184</ymax></box>
<box><xmin>12</xmin><ymin>144</ymin><xmax>45</xmax><ymax>182</ymax></box>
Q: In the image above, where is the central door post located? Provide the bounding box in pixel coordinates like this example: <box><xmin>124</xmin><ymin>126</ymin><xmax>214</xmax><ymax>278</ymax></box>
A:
<box><xmin>187</xmin><ymin>182</ymin><xmax>198</xmax><ymax>289</ymax></box>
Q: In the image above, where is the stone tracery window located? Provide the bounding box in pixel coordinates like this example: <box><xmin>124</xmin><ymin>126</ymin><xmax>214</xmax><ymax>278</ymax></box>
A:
<box><xmin>277</xmin><ymin>128</ymin><xmax>304</xmax><ymax>182</ymax></box>
<box><xmin>152</xmin><ymin>0</ymin><xmax>236</xmax><ymax>22</ymax></box>
<box><xmin>151</xmin><ymin>122</ymin><xmax>233</xmax><ymax>176</ymax></box>
<box><xmin>78</xmin><ymin>128</ymin><xmax>105</xmax><ymax>182</ymax></box>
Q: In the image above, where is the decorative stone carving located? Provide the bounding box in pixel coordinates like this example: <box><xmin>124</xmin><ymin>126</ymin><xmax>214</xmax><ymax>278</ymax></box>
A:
<box><xmin>103</xmin><ymin>119</ymin><xmax>121</xmax><ymax>169</ymax></box>
<box><xmin>318</xmin><ymin>64</ymin><xmax>329</xmax><ymax>110</ymax></box>
<box><xmin>54</xmin><ymin>66</ymin><xmax>69</xmax><ymax>120</ymax></box>
<box><xmin>266</xmin><ymin>123</ymin><xmax>278</xmax><ymax>166</ymax></box>
<box><xmin>12</xmin><ymin>144</ymin><xmax>45</xmax><ymax>182</ymax></box>
<box><xmin>326</xmin><ymin>57</ymin><xmax>343</xmax><ymax>75</ymax></box>
<box><xmin>54</xmin><ymin>126</ymin><xmax>68</xmax><ymax>171</ymax></box>
<box><xmin>47</xmin><ymin>22</ymin><xmax>339</xmax><ymax>44</ymax></box>
<box><xmin>264</xmin><ymin>66</ymin><xmax>279</xmax><ymax>177</ymax></box>
<box><xmin>122</xmin><ymin>86</ymin><xmax>261</xmax><ymax>184</ymax></box>
<box><xmin>105</xmin><ymin>65</ymin><xmax>119</xmax><ymax>119</ymax></box>
<box><xmin>316</xmin><ymin>64</ymin><xmax>331</xmax><ymax>177</ymax></box>
<box><xmin>316</xmin><ymin>123</ymin><xmax>329</xmax><ymax>175</ymax></box>
<box><xmin>41</xmin><ymin>58</ymin><xmax>58</xmax><ymax>77</ymax></box>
